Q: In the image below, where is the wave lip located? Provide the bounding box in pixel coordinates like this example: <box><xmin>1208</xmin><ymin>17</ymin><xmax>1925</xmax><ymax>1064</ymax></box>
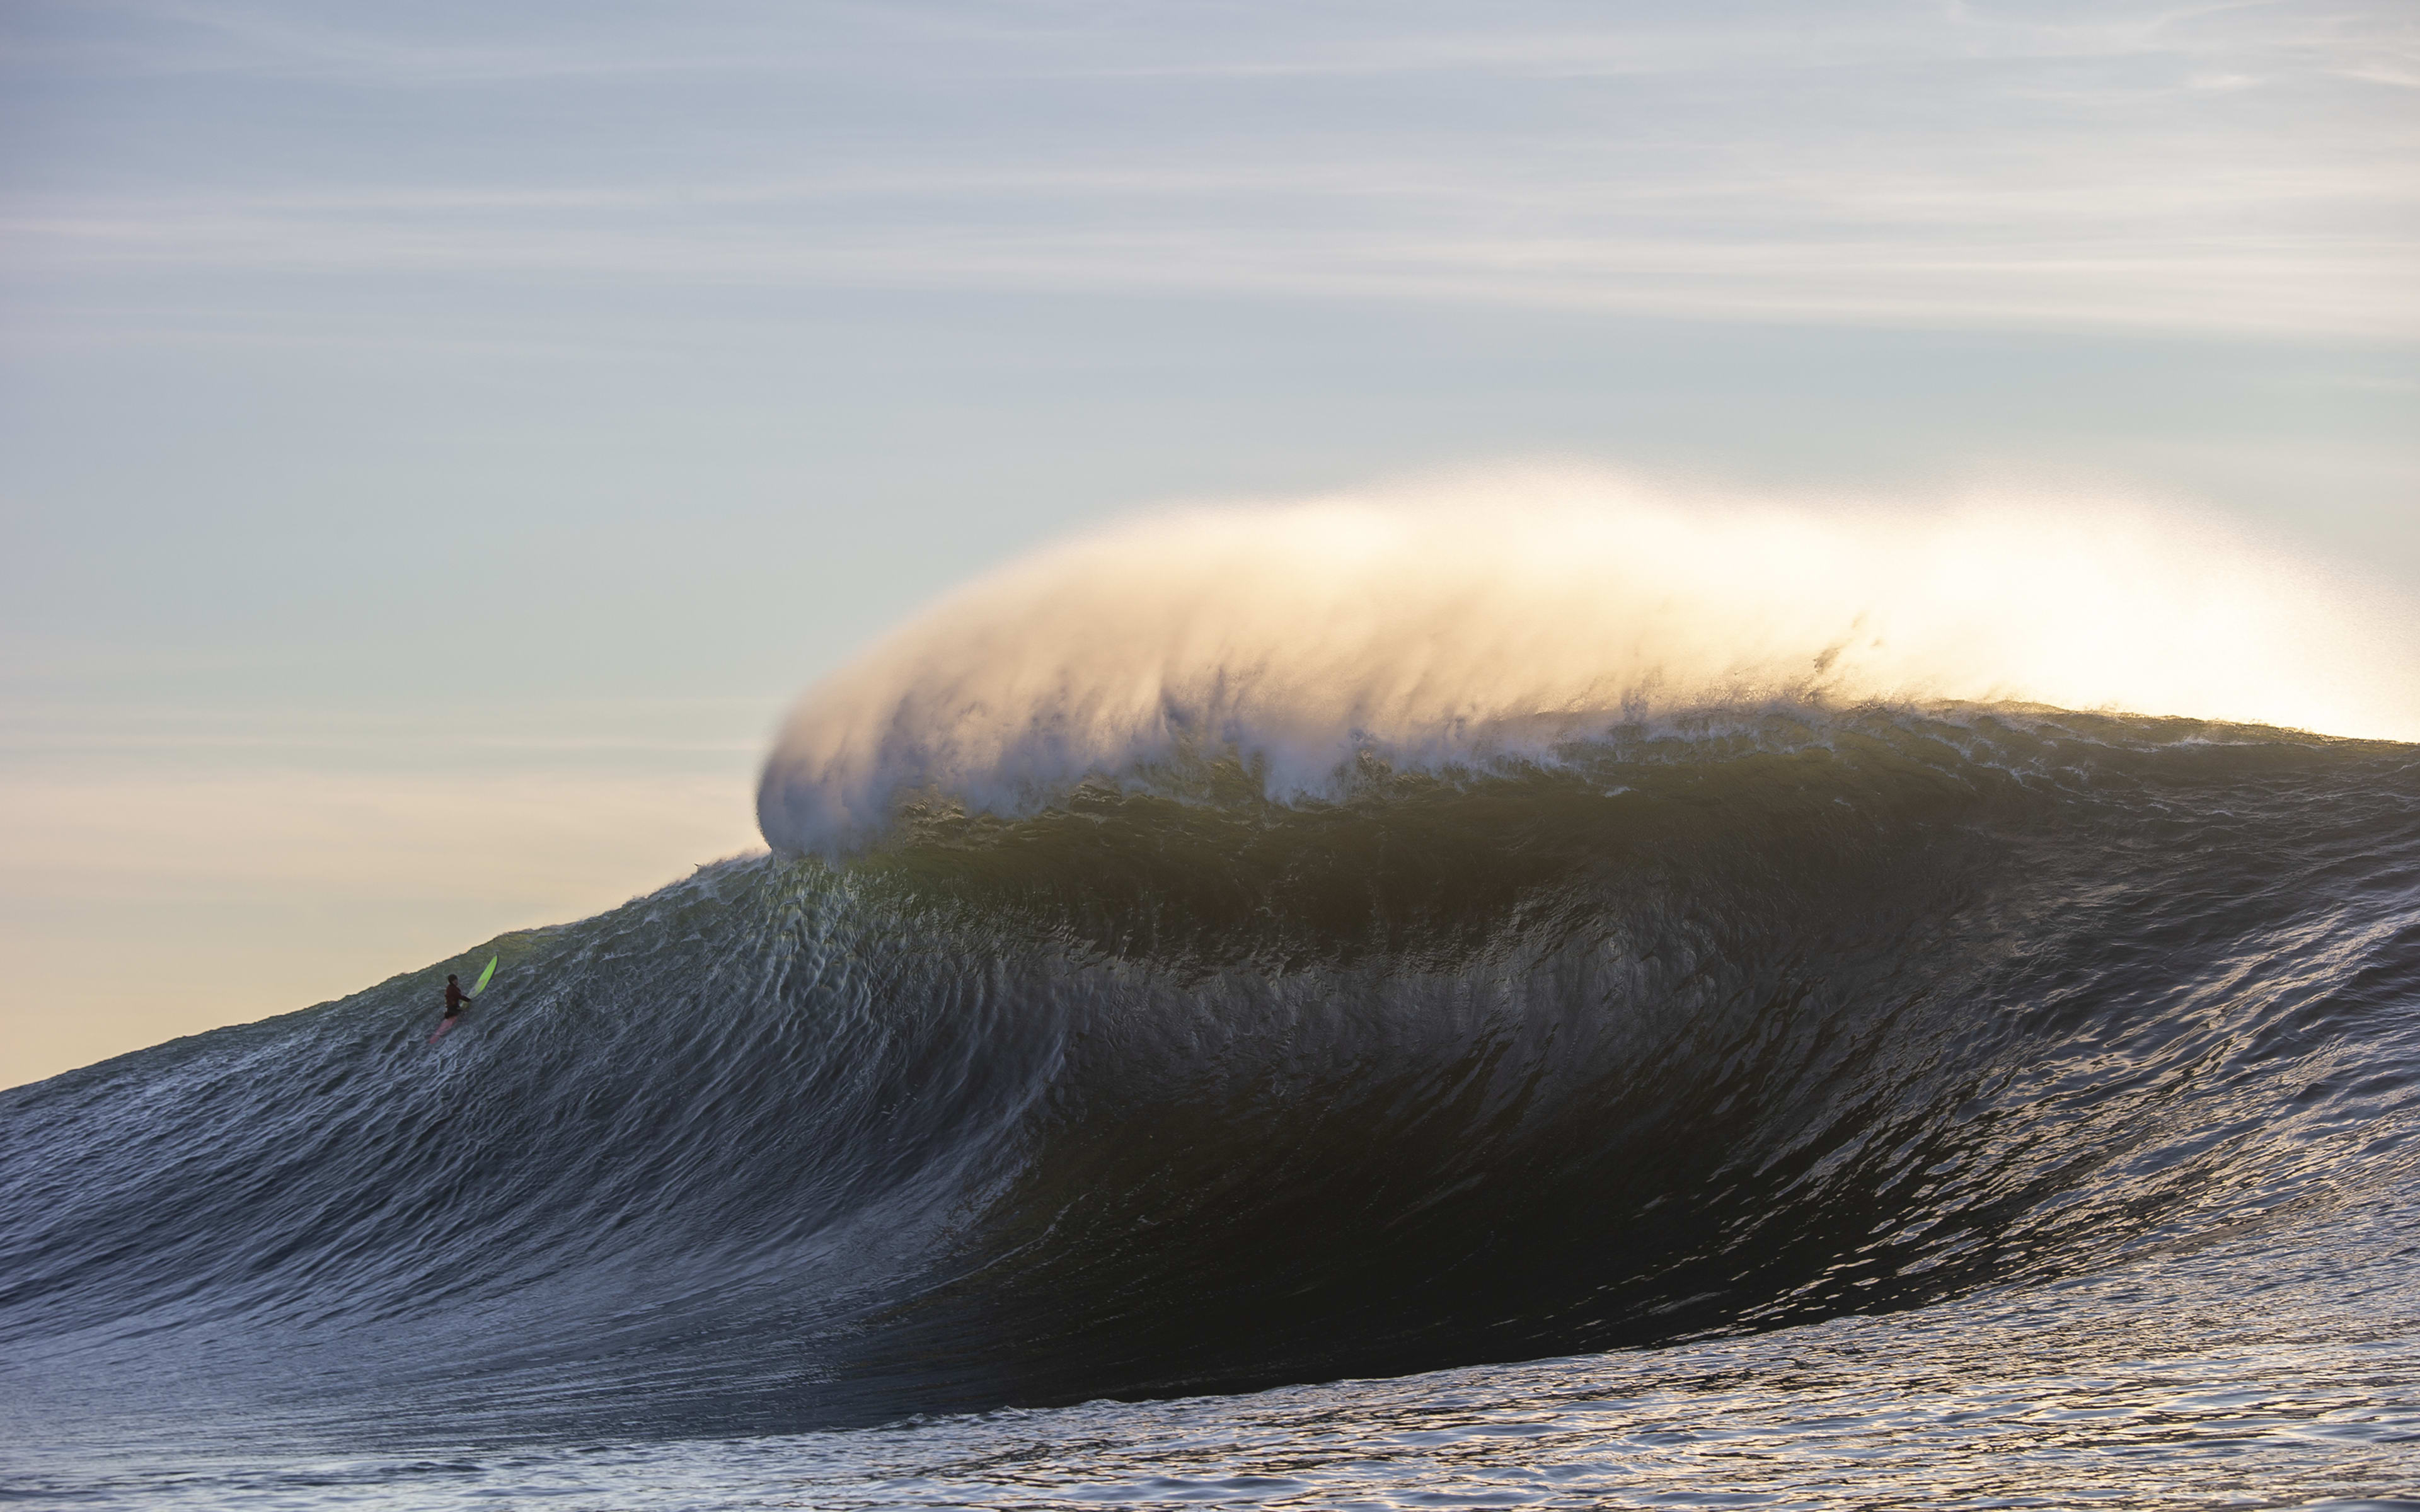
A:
<box><xmin>758</xmin><ymin>469</ymin><xmax>2419</xmax><ymax>853</ymax></box>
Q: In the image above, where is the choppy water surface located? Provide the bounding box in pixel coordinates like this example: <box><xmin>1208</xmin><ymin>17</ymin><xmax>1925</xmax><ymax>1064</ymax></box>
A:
<box><xmin>6</xmin><ymin>708</ymin><xmax>2417</xmax><ymax>1506</ymax></box>
<box><xmin>18</xmin><ymin>1226</ymin><xmax>2419</xmax><ymax>1509</ymax></box>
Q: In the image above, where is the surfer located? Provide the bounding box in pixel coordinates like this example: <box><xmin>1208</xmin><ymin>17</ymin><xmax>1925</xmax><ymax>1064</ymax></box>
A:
<box><xmin>429</xmin><ymin>956</ymin><xmax>497</xmax><ymax>1044</ymax></box>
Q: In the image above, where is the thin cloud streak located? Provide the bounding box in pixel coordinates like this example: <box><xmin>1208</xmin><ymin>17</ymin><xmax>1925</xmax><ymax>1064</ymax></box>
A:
<box><xmin>6</xmin><ymin>1</ymin><xmax>2409</xmax><ymax>342</ymax></box>
<box><xmin>21</xmin><ymin>0</ymin><xmax>2411</xmax><ymax>87</ymax></box>
<box><xmin>11</xmin><ymin>209</ymin><xmax>2409</xmax><ymax>340</ymax></box>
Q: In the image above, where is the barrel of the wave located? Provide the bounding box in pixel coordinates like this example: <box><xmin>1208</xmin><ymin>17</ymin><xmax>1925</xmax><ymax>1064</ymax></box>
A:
<box><xmin>428</xmin><ymin>956</ymin><xmax>497</xmax><ymax>1045</ymax></box>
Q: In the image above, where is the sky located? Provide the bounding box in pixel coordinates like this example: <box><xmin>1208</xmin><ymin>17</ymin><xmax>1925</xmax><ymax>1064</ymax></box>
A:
<box><xmin>3</xmin><ymin>0</ymin><xmax>2416</xmax><ymax>1085</ymax></box>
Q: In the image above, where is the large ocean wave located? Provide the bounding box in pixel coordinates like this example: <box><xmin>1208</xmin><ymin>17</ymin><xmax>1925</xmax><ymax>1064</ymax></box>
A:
<box><xmin>8</xmin><ymin>709</ymin><xmax>2417</xmax><ymax>1446</ymax></box>
<box><xmin>6</xmin><ymin>479</ymin><xmax>2418</xmax><ymax>1457</ymax></box>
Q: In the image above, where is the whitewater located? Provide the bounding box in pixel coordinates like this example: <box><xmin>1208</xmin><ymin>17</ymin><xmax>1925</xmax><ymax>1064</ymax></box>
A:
<box><xmin>758</xmin><ymin>469</ymin><xmax>2420</xmax><ymax>848</ymax></box>
<box><xmin>6</xmin><ymin>471</ymin><xmax>2419</xmax><ymax>1509</ymax></box>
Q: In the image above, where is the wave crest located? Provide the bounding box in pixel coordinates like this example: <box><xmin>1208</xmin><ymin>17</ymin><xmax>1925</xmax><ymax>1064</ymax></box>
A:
<box><xmin>760</xmin><ymin>468</ymin><xmax>2417</xmax><ymax>852</ymax></box>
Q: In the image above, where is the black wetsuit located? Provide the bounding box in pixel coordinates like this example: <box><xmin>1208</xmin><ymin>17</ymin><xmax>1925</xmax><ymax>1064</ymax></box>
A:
<box><xmin>443</xmin><ymin>981</ymin><xmax>468</xmax><ymax>1019</ymax></box>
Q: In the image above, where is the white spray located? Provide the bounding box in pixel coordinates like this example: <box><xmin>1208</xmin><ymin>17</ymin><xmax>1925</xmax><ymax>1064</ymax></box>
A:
<box><xmin>759</xmin><ymin>467</ymin><xmax>2419</xmax><ymax>852</ymax></box>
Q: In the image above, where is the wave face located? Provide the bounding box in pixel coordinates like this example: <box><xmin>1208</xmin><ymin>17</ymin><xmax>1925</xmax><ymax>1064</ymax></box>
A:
<box><xmin>6</xmin><ymin>707</ymin><xmax>2419</xmax><ymax>1447</ymax></box>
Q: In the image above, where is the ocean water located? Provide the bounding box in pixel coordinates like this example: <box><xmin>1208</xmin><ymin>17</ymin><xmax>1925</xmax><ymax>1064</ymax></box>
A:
<box><xmin>7</xmin><ymin>702</ymin><xmax>2419</xmax><ymax>1508</ymax></box>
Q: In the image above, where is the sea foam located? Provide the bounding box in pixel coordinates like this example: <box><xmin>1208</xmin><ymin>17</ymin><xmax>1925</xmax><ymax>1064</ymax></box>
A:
<box><xmin>759</xmin><ymin>467</ymin><xmax>2418</xmax><ymax>852</ymax></box>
